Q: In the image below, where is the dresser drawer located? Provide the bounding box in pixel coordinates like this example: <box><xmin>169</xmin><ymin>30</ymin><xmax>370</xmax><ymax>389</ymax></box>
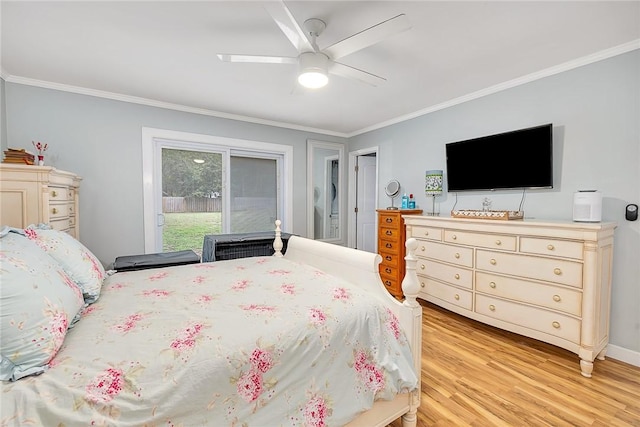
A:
<box><xmin>476</xmin><ymin>250</ymin><xmax>583</xmax><ymax>288</ymax></box>
<box><xmin>380</xmin><ymin>274</ymin><xmax>399</xmax><ymax>294</ymax></box>
<box><xmin>49</xmin><ymin>186</ymin><xmax>69</xmax><ymax>201</ymax></box>
<box><xmin>476</xmin><ymin>272</ymin><xmax>582</xmax><ymax>316</ymax></box>
<box><xmin>411</xmin><ymin>226</ymin><xmax>442</xmax><ymax>241</ymax></box>
<box><xmin>475</xmin><ymin>294</ymin><xmax>580</xmax><ymax>344</ymax></box>
<box><xmin>379</xmin><ymin>251</ymin><xmax>401</xmax><ymax>268</ymax></box>
<box><xmin>420</xmin><ymin>277</ymin><xmax>473</xmax><ymax>310</ymax></box>
<box><xmin>378</xmin><ymin>239</ymin><xmax>400</xmax><ymax>253</ymax></box>
<box><xmin>420</xmin><ymin>277</ymin><xmax>473</xmax><ymax>311</ymax></box>
<box><xmin>379</xmin><ymin>212</ymin><xmax>401</xmax><ymax>228</ymax></box>
<box><xmin>418</xmin><ymin>259</ymin><xmax>472</xmax><ymax>289</ymax></box>
<box><xmin>48</xmin><ymin>203</ymin><xmax>69</xmax><ymax>219</ymax></box>
<box><xmin>379</xmin><ymin>263</ymin><xmax>398</xmax><ymax>278</ymax></box>
<box><xmin>520</xmin><ymin>237</ymin><xmax>584</xmax><ymax>260</ymax></box>
<box><xmin>416</xmin><ymin>241</ymin><xmax>473</xmax><ymax>268</ymax></box>
<box><xmin>50</xmin><ymin>218</ymin><xmax>71</xmax><ymax>232</ymax></box>
<box><xmin>444</xmin><ymin>229</ymin><xmax>517</xmax><ymax>251</ymax></box>
<box><xmin>379</xmin><ymin>227</ymin><xmax>401</xmax><ymax>241</ymax></box>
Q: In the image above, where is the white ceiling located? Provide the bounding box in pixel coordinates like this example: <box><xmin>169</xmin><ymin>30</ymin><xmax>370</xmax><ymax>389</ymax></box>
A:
<box><xmin>2</xmin><ymin>1</ymin><xmax>639</xmax><ymax>136</ymax></box>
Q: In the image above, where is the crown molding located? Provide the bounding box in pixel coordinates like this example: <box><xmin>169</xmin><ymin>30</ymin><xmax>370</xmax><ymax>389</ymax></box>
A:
<box><xmin>348</xmin><ymin>39</ymin><xmax>640</xmax><ymax>137</ymax></box>
<box><xmin>3</xmin><ymin>39</ymin><xmax>638</xmax><ymax>139</ymax></box>
<box><xmin>2</xmin><ymin>75</ymin><xmax>347</xmax><ymax>138</ymax></box>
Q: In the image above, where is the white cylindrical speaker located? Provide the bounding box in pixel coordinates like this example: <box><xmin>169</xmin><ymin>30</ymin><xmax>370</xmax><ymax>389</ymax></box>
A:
<box><xmin>573</xmin><ymin>190</ymin><xmax>602</xmax><ymax>222</ymax></box>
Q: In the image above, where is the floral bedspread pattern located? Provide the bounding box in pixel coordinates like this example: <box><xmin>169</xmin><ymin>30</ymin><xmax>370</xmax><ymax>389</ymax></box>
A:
<box><xmin>1</xmin><ymin>256</ymin><xmax>417</xmax><ymax>426</ymax></box>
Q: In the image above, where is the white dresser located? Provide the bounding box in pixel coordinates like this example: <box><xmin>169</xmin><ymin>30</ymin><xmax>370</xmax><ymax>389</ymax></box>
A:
<box><xmin>0</xmin><ymin>164</ymin><xmax>81</xmax><ymax>238</ymax></box>
<box><xmin>403</xmin><ymin>215</ymin><xmax>616</xmax><ymax>377</ymax></box>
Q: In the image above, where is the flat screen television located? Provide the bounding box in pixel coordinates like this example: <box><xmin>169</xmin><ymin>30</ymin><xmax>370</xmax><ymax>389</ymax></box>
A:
<box><xmin>445</xmin><ymin>123</ymin><xmax>553</xmax><ymax>192</ymax></box>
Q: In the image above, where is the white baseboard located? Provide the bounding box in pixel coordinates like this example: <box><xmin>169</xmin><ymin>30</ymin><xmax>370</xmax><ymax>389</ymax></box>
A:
<box><xmin>607</xmin><ymin>344</ymin><xmax>640</xmax><ymax>367</ymax></box>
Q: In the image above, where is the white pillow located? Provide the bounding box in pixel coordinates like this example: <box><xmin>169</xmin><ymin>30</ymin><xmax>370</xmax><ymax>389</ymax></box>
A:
<box><xmin>0</xmin><ymin>228</ymin><xmax>85</xmax><ymax>381</ymax></box>
<box><xmin>25</xmin><ymin>226</ymin><xmax>106</xmax><ymax>304</ymax></box>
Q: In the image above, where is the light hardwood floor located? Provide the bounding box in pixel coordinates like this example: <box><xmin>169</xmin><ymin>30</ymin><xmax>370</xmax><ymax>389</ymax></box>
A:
<box><xmin>390</xmin><ymin>300</ymin><xmax>640</xmax><ymax>427</ymax></box>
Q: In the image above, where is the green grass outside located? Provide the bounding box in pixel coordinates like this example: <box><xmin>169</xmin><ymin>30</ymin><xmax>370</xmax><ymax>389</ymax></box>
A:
<box><xmin>163</xmin><ymin>212</ymin><xmax>222</xmax><ymax>255</ymax></box>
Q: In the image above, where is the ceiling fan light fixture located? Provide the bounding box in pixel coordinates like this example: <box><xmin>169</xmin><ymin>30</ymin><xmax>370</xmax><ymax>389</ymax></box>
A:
<box><xmin>298</xmin><ymin>52</ymin><xmax>329</xmax><ymax>89</ymax></box>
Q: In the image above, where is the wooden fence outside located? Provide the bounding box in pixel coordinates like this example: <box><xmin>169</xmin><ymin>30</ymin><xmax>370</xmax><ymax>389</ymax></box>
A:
<box><xmin>163</xmin><ymin>197</ymin><xmax>221</xmax><ymax>213</ymax></box>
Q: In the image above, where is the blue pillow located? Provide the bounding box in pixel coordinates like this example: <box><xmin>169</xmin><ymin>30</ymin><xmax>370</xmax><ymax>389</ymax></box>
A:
<box><xmin>0</xmin><ymin>228</ymin><xmax>85</xmax><ymax>381</ymax></box>
<box><xmin>25</xmin><ymin>225</ymin><xmax>107</xmax><ymax>304</ymax></box>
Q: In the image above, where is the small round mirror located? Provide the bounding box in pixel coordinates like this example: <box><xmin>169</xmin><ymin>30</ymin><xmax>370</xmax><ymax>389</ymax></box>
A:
<box><xmin>385</xmin><ymin>179</ymin><xmax>401</xmax><ymax>209</ymax></box>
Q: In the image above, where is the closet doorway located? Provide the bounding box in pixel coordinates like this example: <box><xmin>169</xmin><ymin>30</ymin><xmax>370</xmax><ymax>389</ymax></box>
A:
<box><xmin>348</xmin><ymin>147</ymin><xmax>378</xmax><ymax>253</ymax></box>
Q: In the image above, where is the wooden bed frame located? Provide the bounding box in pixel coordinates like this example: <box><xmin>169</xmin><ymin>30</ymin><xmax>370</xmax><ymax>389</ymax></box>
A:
<box><xmin>274</xmin><ymin>221</ymin><xmax>423</xmax><ymax>427</ymax></box>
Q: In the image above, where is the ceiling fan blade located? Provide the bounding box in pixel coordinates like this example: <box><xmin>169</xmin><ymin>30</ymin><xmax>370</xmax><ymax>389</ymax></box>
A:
<box><xmin>329</xmin><ymin>62</ymin><xmax>386</xmax><ymax>87</ymax></box>
<box><xmin>263</xmin><ymin>1</ymin><xmax>315</xmax><ymax>53</ymax></box>
<box><xmin>323</xmin><ymin>14</ymin><xmax>411</xmax><ymax>60</ymax></box>
<box><xmin>217</xmin><ymin>54</ymin><xmax>297</xmax><ymax>64</ymax></box>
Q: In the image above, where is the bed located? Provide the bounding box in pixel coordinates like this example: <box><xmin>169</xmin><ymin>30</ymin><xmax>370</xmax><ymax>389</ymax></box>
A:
<box><xmin>1</xmin><ymin>221</ymin><xmax>422</xmax><ymax>426</ymax></box>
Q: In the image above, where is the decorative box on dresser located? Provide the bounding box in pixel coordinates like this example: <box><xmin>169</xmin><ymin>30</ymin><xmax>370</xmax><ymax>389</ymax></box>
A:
<box><xmin>377</xmin><ymin>209</ymin><xmax>422</xmax><ymax>299</ymax></box>
<box><xmin>0</xmin><ymin>164</ymin><xmax>81</xmax><ymax>238</ymax></box>
<box><xmin>403</xmin><ymin>215</ymin><xmax>616</xmax><ymax>377</ymax></box>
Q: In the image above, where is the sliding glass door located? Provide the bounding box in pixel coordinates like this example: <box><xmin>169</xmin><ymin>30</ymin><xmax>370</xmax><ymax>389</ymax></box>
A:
<box><xmin>142</xmin><ymin>128</ymin><xmax>290</xmax><ymax>256</ymax></box>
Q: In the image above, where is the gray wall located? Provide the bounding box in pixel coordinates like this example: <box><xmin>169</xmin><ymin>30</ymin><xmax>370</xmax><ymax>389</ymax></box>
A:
<box><xmin>350</xmin><ymin>50</ymin><xmax>640</xmax><ymax>354</ymax></box>
<box><xmin>0</xmin><ymin>79</ymin><xmax>6</xmax><ymax>147</ymax></box>
<box><xmin>1</xmin><ymin>83</ymin><xmax>346</xmax><ymax>265</ymax></box>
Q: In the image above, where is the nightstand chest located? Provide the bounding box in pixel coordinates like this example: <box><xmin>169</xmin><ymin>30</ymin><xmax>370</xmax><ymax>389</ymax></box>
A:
<box><xmin>377</xmin><ymin>209</ymin><xmax>422</xmax><ymax>299</ymax></box>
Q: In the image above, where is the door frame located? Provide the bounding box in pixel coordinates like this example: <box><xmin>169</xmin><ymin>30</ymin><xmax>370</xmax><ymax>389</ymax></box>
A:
<box><xmin>347</xmin><ymin>146</ymin><xmax>379</xmax><ymax>249</ymax></box>
<box><xmin>142</xmin><ymin>127</ymin><xmax>293</xmax><ymax>253</ymax></box>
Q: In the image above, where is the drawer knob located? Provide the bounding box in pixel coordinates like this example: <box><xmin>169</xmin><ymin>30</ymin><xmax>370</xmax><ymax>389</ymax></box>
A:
<box><xmin>489</xmin><ymin>304</ymin><xmax>496</xmax><ymax>311</ymax></box>
<box><xmin>385</xmin><ymin>256</ymin><xmax>392</xmax><ymax>261</ymax></box>
<box><xmin>547</xmin><ymin>244</ymin><xmax>555</xmax><ymax>251</ymax></box>
<box><xmin>490</xmin><ymin>259</ymin><xmax>497</xmax><ymax>265</ymax></box>
<box><xmin>421</xmin><ymin>246</ymin><xmax>425</xmax><ymax>252</ymax></box>
<box><xmin>554</xmin><ymin>268</ymin><xmax>562</xmax><ymax>275</ymax></box>
<box><xmin>454</xmin><ymin>253</ymin><xmax>460</xmax><ymax>259</ymax></box>
<box><xmin>552</xmin><ymin>321</ymin><xmax>561</xmax><ymax>329</ymax></box>
<box><xmin>386</xmin><ymin>243</ymin><xmax>392</xmax><ymax>249</ymax></box>
<box><xmin>386</xmin><ymin>218</ymin><xmax>392</xmax><ymax>223</ymax></box>
<box><xmin>495</xmin><ymin>240</ymin><xmax>501</xmax><ymax>246</ymax></box>
<box><xmin>489</xmin><ymin>282</ymin><xmax>496</xmax><ymax>288</ymax></box>
<box><xmin>553</xmin><ymin>295</ymin><xmax>561</xmax><ymax>302</ymax></box>
<box><xmin>452</xmin><ymin>235</ymin><xmax>457</xmax><ymax>240</ymax></box>
<box><xmin>386</xmin><ymin>230</ymin><xmax>392</xmax><ymax>236</ymax></box>
<box><xmin>454</xmin><ymin>294</ymin><xmax>460</xmax><ymax>300</ymax></box>
<box><xmin>420</xmin><ymin>264</ymin><xmax>425</xmax><ymax>270</ymax></box>
<box><xmin>51</xmin><ymin>207</ymin><xmax>58</xmax><ymax>214</ymax></box>
<box><xmin>420</xmin><ymin>282</ymin><xmax>425</xmax><ymax>288</ymax></box>
<box><xmin>51</xmin><ymin>190</ymin><xmax>58</xmax><ymax>197</ymax></box>
<box><xmin>454</xmin><ymin>274</ymin><xmax>460</xmax><ymax>280</ymax></box>
<box><xmin>424</xmin><ymin>231</ymin><xmax>429</xmax><ymax>236</ymax></box>
<box><xmin>385</xmin><ymin>268</ymin><xmax>392</xmax><ymax>274</ymax></box>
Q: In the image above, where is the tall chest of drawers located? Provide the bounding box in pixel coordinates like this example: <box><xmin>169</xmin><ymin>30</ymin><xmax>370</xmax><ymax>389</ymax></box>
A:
<box><xmin>0</xmin><ymin>164</ymin><xmax>82</xmax><ymax>238</ymax></box>
<box><xmin>404</xmin><ymin>215</ymin><xmax>616</xmax><ymax>377</ymax></box>
<box><xmin>377</xmin><ymin>209</ymin><xmax>422</xmax><ymax>299</ymax></box>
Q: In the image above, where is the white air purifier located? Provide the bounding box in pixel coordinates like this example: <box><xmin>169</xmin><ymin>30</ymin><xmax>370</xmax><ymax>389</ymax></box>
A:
<box><xmin>573</xmin><ymin>190</ymin><xmax>602</xmax><ymax>222</ymax></box>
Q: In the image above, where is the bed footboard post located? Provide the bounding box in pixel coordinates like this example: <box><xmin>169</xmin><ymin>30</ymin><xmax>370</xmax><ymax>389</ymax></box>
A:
<box><xmin>273</xmin><ymin>220</ymin><xmax>284</xmax><ymax>257</ymax></box>
<box><xmin>402</xmin><ymin>237</ymin><xmax>421</xmax><ymax>427</ymax></box>
<box><xmin>401</xmin><ymin>238</ymin><xmax>419</xmax><ymax>307</ymax></box>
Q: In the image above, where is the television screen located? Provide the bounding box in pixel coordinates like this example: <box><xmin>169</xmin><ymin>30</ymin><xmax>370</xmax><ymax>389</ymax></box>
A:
<box><xmin>445</xmin><ymin>124</ymin><xmax>553</xmax><ymax>192</ymax></box>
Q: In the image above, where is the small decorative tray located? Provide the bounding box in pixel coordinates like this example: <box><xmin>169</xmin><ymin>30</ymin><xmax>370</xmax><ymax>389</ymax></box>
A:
<box><xmin>451</xmin><ymin>210</ymin><xmax>524</xmax><ymax>221</ymax></box>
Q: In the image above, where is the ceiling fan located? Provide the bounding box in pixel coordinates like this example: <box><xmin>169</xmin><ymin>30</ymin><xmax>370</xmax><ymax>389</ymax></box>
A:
<box><xmin>216</xmin><ymin>1</ymin><xmax>411</xmax><ymax>89</ymax></box>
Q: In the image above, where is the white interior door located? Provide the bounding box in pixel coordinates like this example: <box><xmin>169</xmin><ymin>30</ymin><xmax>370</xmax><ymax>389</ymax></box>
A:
<box><xmin>356</xmin><ymin>155</ymin><xmax>377</xmax><ymax>252</ymax></box>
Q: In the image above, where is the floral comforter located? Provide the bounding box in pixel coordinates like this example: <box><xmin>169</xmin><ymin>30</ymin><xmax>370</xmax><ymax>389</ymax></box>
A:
<box><xmin>1</xmin><ymin>256</ymin><xmax>418</xmax><ymax>426</ymax></box>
